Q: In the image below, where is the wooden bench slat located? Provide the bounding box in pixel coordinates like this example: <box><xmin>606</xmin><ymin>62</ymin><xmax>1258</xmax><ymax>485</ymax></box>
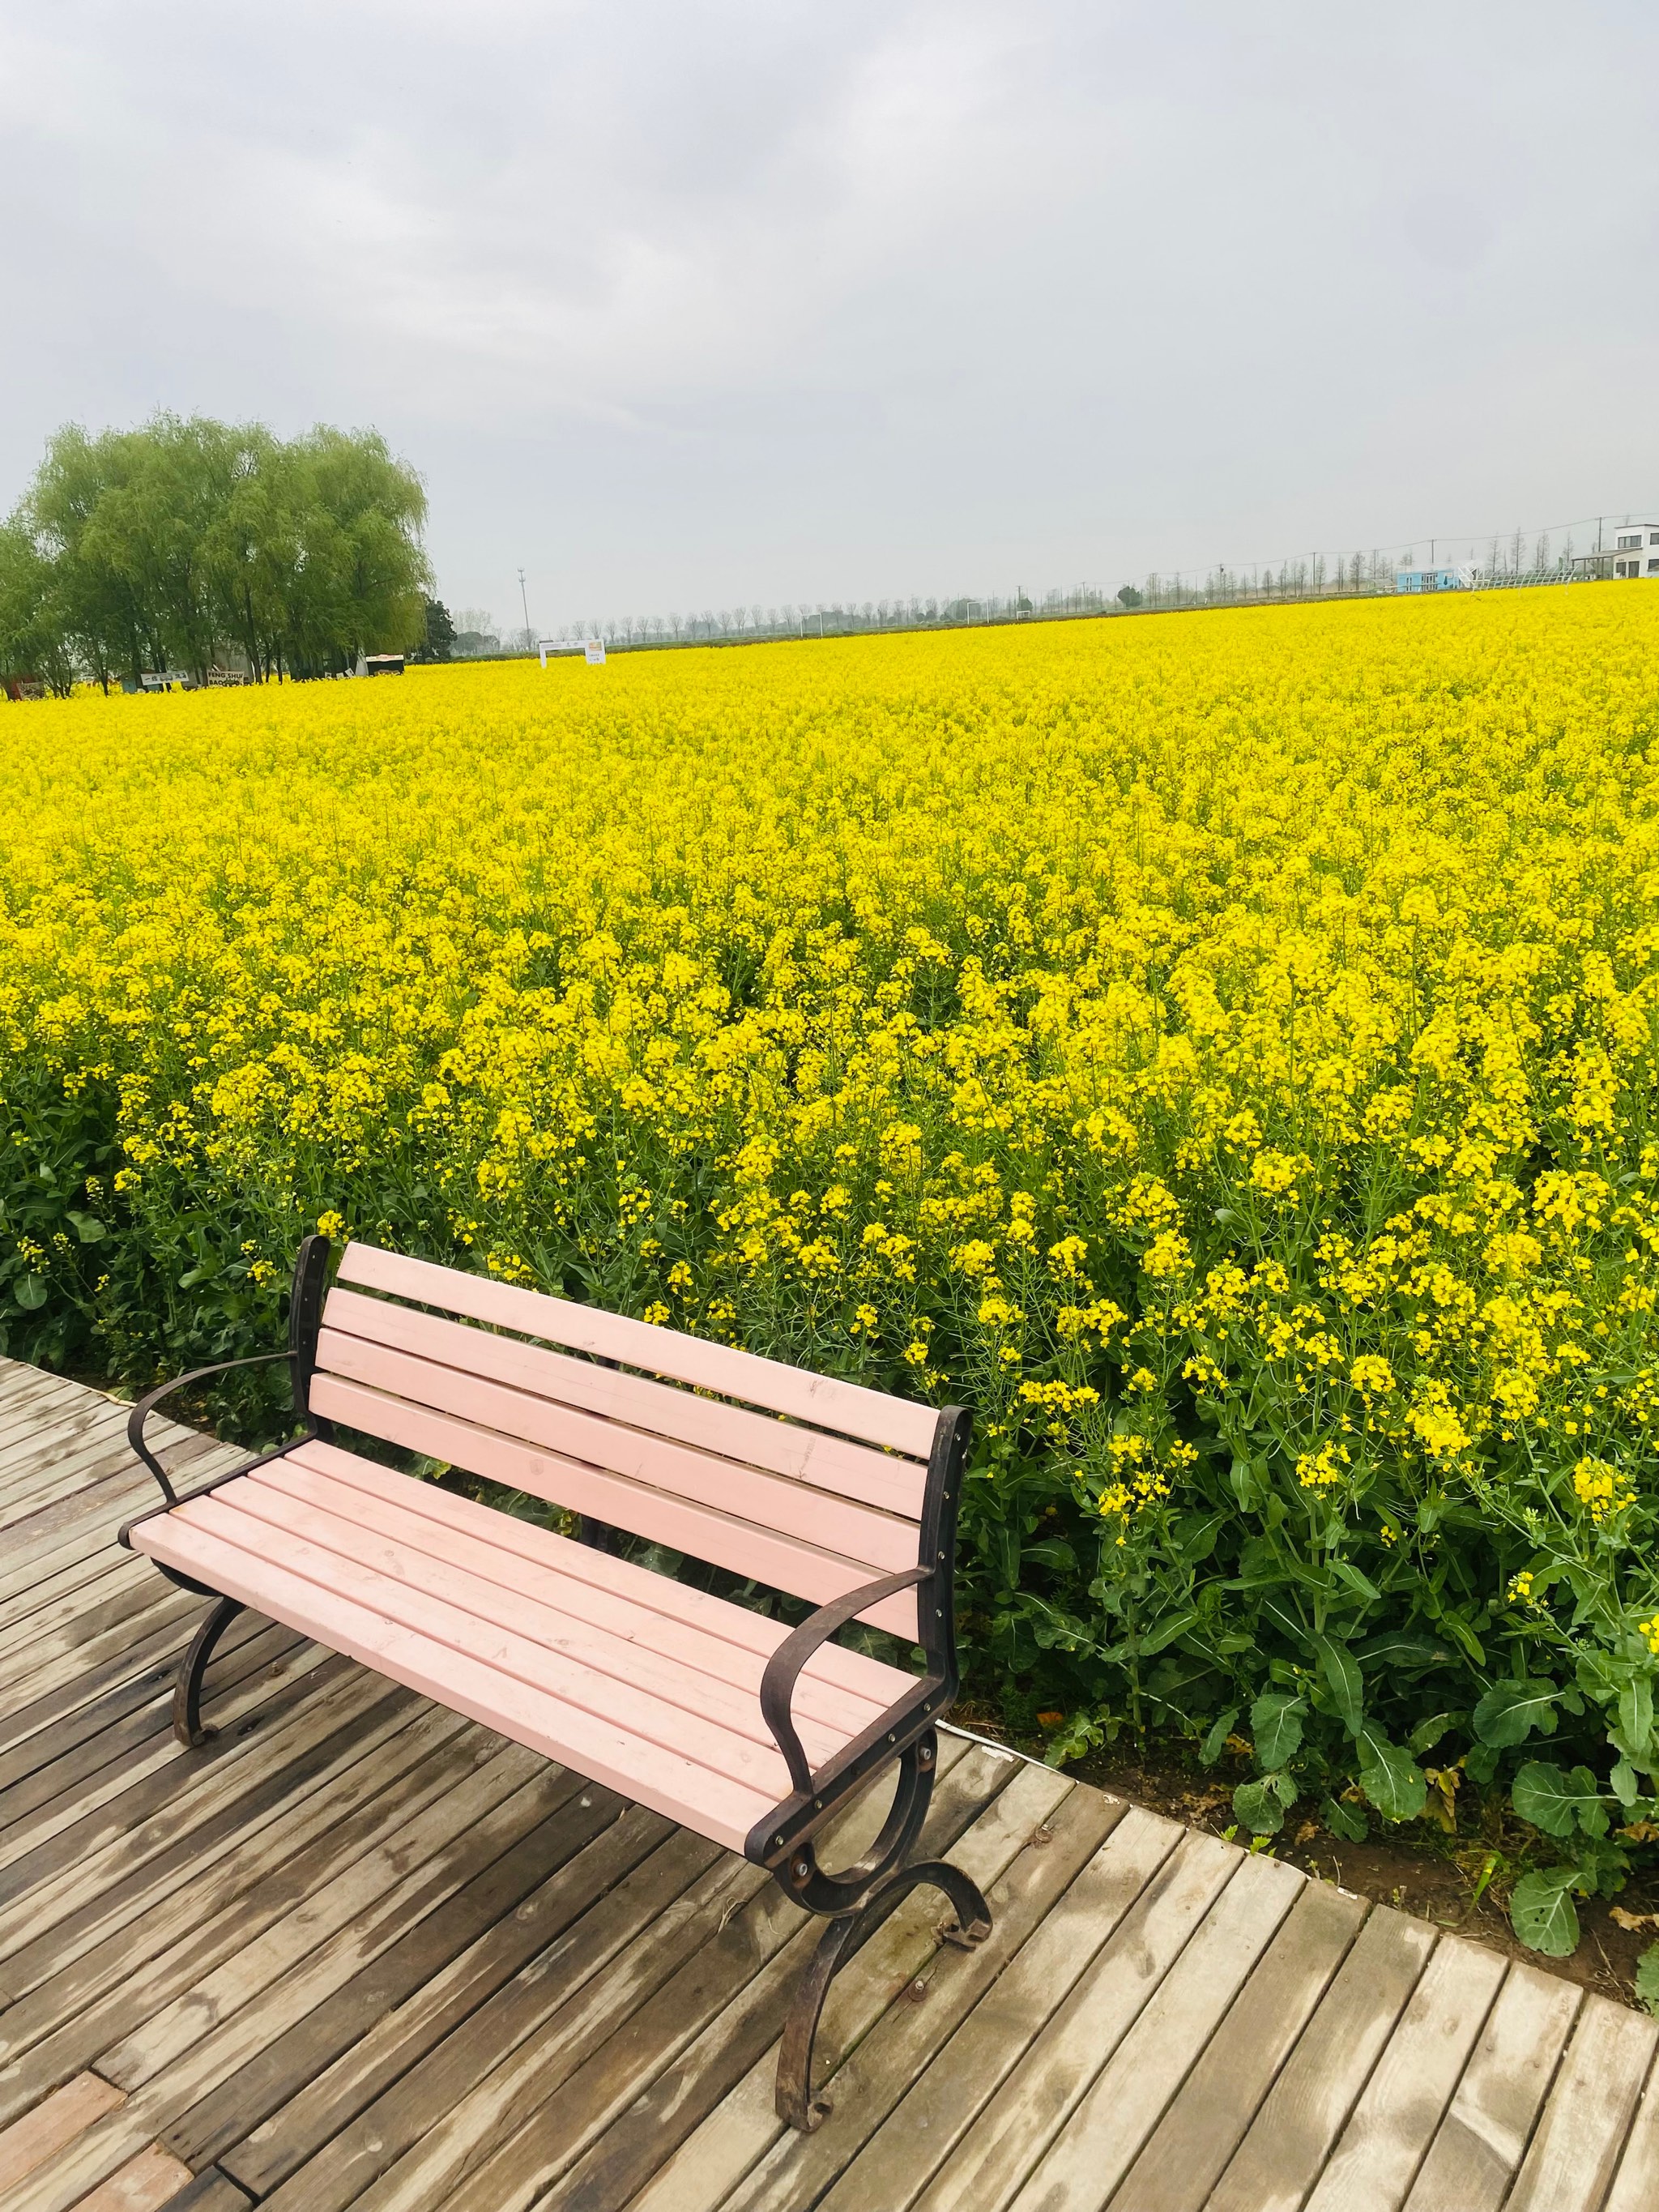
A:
<box><xmin>257</xmin><ymin>1456</ymin><xmax>904</xmax><ymax>1741</ymax></box>
<box><xmin>335</xmin><ymin>1242</ymin><xmax>940</xmax><ymax>1459</ymax></box>
<box><xmin>285</xmin><ymin>1440</ymin><xmax>911</xmax><ymax>1708</ymax></box>
<box><xmin>322</xmin><ymin>1287</ymin><xmax>928</xmax><ymax>1520</ymax></box>
<box><xmin>129</xmin><ymin>1514</ymin><xmax>778</xmax><ymax>1855</ymax></box>
<box><xmin>168</xmin><ymin>1491</ymin><xmax>799</xmax><ymax>1803</ymax></box>
<box><xmin>222</xmin><ymin>1467</ymin><xmax>868</xmax><ymax>1771</ymax></box>
<box><xmin>312</xmin><ymin>1327</ymin><xmax>919</xmax><ymax>1576</ymax></box>
<box><xmin>305</xmin><ymin>1376</ymin><xmax>927</xmax><ymax>1641</ymax></box>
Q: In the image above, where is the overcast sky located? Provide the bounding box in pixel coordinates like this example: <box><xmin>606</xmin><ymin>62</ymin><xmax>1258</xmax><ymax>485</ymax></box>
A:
<box><xmin>2</xmin><ymin>1</ymin><xmax>1655</xmax><ymax>629</ymax></box>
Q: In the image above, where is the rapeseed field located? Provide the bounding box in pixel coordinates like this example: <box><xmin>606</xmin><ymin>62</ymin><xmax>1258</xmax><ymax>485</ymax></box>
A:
<box><xmin>5</xmin><ymin>587</ymin><xmax>1659</xmax><ymax>1954</ymax></box>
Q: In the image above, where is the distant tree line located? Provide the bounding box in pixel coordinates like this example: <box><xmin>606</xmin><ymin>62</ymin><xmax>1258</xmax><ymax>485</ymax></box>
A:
<box><xmin>546</xmin><ymin>532</ymin><xmax>1593</xmax><ymax>656</ymax></box>
<box><xmin>546</xmin><ymin>586</ymin><xmax>1148</xmax><ymax>653</ymax></box>
<box><xmin>0</xmin><ymin>414</ymin><xmax>431</xmax><ymax>692</ymax></box>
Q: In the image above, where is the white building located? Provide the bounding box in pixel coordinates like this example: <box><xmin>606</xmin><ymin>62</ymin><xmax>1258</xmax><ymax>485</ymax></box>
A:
<box><xmin>1610</xmin><ymin>524</ymin><xmax>1659</xmax><ymax>579</ymax></box>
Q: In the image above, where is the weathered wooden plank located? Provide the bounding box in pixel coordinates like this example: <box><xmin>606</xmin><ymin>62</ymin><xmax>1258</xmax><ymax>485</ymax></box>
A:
<box><xmin>0</xmin><ymin>1353</ymin><xmax>105</xmax><ymax>1411</ymax></box>
<box><xmin>0</xmin><ymin>1414</ymin><xmax>147</xmax><ymax>1515</ymax></box>
<box><xmin>0</xmin><ymin>1360</ymin><xmax>87</xmax><ymax>1416</ymax></box>
<box><xmin>0</xmin><ymin>1464</ymin><xmax>186</xmax><ymax>1596</ymax></box>
<box><xmin>1301</xmin><ymin>1932</ymin><xmax>1508</xmax><ymax>2212</ymax></box>
<box><xmin>0</xmin><ymin>1638</ymin><xmax>191</xmax><ymax>1791</ymax></box>
<box><xmin>0</xmin><ymin>1395</ymin><xmax>126</xmax><ymax>1464</ymax></box>
<box><xmin>0</xmin><ymin>1411</ymin><xmax>226</xmax><ymax>1525</ymax></box>
<box><xmin>27</xmin><ymin>1763</ymin><xmax>581</xmax><ymax>2210</ymax></box>
<box><xmin>143</xmin><ymin>1758</ymin><xmax>591</xmax><ymax>2153</ymax></box>
<box><xmin>0</xmin><ymin>2073</ymin><xmax>125</xmax><ymax>2191</ymax></box>
<box><xmin>770</xmin><ymin>1803</ymin><xmax>1183</xmax><ymax>2212</ymax></box>
<box><xmin>0</xmin><ymin>1624</ymin><xmax>308</xmax><ymax>1859</ymax></box>
<box><xmin>63</xmin><ymin>2140</ymin><xmax>194</xmax><ymax>2211</ymax></box>
<box><xmin>0</xmin><ymin>1635</ymin><xmax>361</xmax><ymax>1926</ymax></box>
<box><xmin>910</xmin><ymin>1826</ymin><xmax>1237</xmax><ymax>2212</ymax></box>
<box><xmin>0</xmin><ymin>1577</ymin><xmax>203</xmax><ymax>1707</ymax></box>
<box><xmin>0</xmin><ymin>1637</ymin><xmax>331</xmax><ymax>1881</ymax></box>
<box><xmin>255</xmin><ymin>1830</ymin><xmax>735</xmax><ymax>2212</ymax></box>
<box><xmin>1108</xmin><ymin>1881</ymin><xmax>1368</xmax><ymax>2212</ymax></box>
<box><xmin>181</xmin><ymin>1780</ymin><xmax>628</xmax><ymax>2175</ymax></box>
<box><xmin>1503</xmin><ymin>1995</ymin><xmax>1658</xmax><ymax>2212</ymax></box>
<box><xmin>0</xmin><ymin>1526</ymin><xmax>132</xmax><ymax>1621</ymax></box>
<box><xmin>0</xmin><ymin>1378</ymin><xmax>107</xmax><ymax>1463</ymax></box>
<box><xmin>539</xmin><ymin>1761</ymin><xmax>1070</xmax><ymax>2212</ymax></box>
<box><xmin>0</xmin><ymin>1425</ymin><xmax>233</xmax><ymax>1586</ymax></box>
<box><xmin>284</xmin><ymin>1741</ymin><xmax>987</xmax><ymax>2212</ymax></box>
<box><xmin>0</xmin><ymin>1587</ymin><xmax>202</xmax><ymax>1737</ymax></box>
<box><xmin>629</xmin><ymin>1771</ymin><xmax>1109</xmax><ymax>2212</ymax></box>
<box><xmin>0</xmin><ymin>1406</ymin><xmax>126</xmax><ymax>1490</ymax></box>
<box><xmin>1605</xmin><ymin>2043</ymin><xmax>1659</xmax><ymax>2212</ymax></box>
<box><xmin>0</xmin><ymin>1558</ymin><xmax>160</xmax><ymax>1678</ymax></box>
<box><xmin>116</xmin><ymin>1744</ymin><xmax>559</xmax><ymax>2094</ymax></box>
<box><xmin>421</xmin><ymin>1746</ymin><xmax>1021</xmax><ymax>2212</ymax></box>
<box><xmin>164</xmin><ymin>1781</ymin><xmax>622</xmax><ymax>2168</ymax></box>
<box><xmin>0</xmin><ymin>1428</ymin><xmax>135</xmax><ymax>1517</ymax></box>
<box><xmin>0</xmin><ymin>1764</ymin><xmax>570</xmax><ymax>2212</ymax></box>
<box><xmin>1207</xmin><ymin>1907</ymin><xmax>1438</xmax><ymax>2212</ymax></box>
<box><xmin>0</xmin><ymin>1670</ymin><xmax>418</xmax><ymax>1999</ymax></box>
<box><xmin>221</xmin><ymin>1799</ymin><xmax>672</xmax><ymax>2198</ymax></box>
<box><xmin>0</xmin><ymin>1610</ymin><xmax>289</xmax><ymax>1813</ymax></box>
<box><xmin>1402</xmin><ymin>1962</ymin><xmax>1581</xmax><ymax>2212</ymax></box>
<box><xmin>0</xmin><ymin>1706</ymin><xmax>479</xmax><ymax>2116</ymax></box>
<box><xmin>0</xmin><ymin>1548</ymin><xmax>152</xmax><ymax>1649</ymax></box>
<box><xmin>1005</xmin><ymin>1853</ymin><xmax>1307</xmax><ymax>2212</ymax></box>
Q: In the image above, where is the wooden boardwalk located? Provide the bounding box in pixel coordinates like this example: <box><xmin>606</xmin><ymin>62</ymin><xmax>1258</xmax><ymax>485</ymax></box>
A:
<box><xmin>0</xmin><ymin>1356</ymin><xmax>1657</xmax><ymax>2212</ymax></box>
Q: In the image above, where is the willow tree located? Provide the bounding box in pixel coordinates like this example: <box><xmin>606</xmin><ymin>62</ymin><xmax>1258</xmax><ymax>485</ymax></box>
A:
<box><xmin>2</xmin><ymin>414</ymin><xmax>430</xmax><ymax>686</ymax></box>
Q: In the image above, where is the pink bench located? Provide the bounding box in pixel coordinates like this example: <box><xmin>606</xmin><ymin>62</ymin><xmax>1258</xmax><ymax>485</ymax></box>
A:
<box><xmin>120</xmin><ymin>1236</ymin><xmax>989</xmax><ymax>2129</ymax></box>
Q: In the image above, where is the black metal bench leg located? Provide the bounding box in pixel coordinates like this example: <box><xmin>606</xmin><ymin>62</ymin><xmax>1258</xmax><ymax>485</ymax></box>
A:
<box><xmin>174</xmin><ymin>1595</ymin><xmax>245</xmax><ymax>1748</ymax></box>
<box><xmin>774</xmin><ymin>1859</ymin><xmax>992</xmax><ymax>2132</ymax></box>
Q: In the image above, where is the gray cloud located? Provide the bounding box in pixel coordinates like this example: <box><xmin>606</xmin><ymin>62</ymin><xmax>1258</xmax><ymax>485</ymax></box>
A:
<box><xmin>2</xmin><ymin>1</ymin><xmax>1655</xmax><ymax>625</ymax></box>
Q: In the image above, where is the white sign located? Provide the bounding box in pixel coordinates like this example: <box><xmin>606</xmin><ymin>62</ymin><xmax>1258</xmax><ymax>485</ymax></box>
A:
<box><xmin>584</xmin><ymin>640</ymin><xmax>607</xmax><ymax>666</ymax></box>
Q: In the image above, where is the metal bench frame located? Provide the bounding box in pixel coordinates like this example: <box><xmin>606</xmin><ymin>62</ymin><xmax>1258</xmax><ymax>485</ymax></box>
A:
<box><xmin>121</xmin><ymin>1235</ymin><xmax>990</xmax><ymax>2130</ymax></box>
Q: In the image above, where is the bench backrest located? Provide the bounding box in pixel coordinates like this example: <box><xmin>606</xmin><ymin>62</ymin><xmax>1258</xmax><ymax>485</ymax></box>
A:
<box><xmin>302</xmin><ymin>1241</ymin><xmax>956</xmax><ymax>1644</ymax></box>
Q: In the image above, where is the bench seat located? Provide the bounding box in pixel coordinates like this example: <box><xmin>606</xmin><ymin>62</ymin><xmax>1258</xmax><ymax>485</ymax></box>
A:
<box><xmin>130</xmin><ymin>1433</ymin><xmax>920</xmax><ymax>1855</ymax></box>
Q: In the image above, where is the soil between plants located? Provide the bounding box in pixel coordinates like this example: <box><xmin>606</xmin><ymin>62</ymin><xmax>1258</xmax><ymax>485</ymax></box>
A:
<box><xmin>954</xmin><ymin>1706</ymin><xmax>1659</xmax><ymax>2013</ymax></box>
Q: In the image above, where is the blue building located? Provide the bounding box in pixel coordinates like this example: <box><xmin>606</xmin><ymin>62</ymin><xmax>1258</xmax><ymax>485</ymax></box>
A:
<box><xmin>1395</xmin><ymin>563</ymin><xmax>1477</xmax><ymax>593</ymax></box>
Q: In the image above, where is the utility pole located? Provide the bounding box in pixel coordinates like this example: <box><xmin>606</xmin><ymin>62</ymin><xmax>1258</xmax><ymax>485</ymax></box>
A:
<box><xmin>518</xmin><ymin>569</ymin><xmax>531</xmax><ymax>649</ymax></box>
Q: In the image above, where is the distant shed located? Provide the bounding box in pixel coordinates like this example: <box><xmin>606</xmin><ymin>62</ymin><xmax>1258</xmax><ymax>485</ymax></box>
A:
<box><xmin>1395</xmin><ymin>564</ymin><xmax>1477</xmax><ymax>594</ymax></box>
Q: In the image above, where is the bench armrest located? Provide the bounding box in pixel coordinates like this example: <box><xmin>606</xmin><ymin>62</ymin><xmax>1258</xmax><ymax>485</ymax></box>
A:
<box><xmin>127</xmin><ymin>1351</ymin><xmax>296</xmax><ymax>1505</ymax></box>
<box><xmin>759</xmin><ymin>1565</ymin><xmax>933</xmax><ymax>1797</ymax></box>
